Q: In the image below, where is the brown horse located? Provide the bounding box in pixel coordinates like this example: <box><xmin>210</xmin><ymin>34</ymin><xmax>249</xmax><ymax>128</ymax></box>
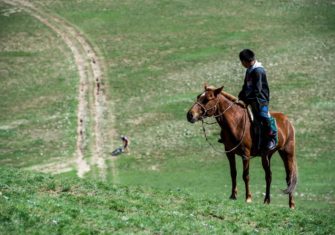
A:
<box><xmin>187</xmin><ymin>85</ymin><xmax>297</xmax><ymax>208</ymax></box>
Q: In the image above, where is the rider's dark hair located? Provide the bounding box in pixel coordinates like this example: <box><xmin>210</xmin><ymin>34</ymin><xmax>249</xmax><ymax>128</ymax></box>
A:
<box><xmin>239</xmin><ymin>49</ymin><xmax>255</xmax><ymax>62</ymax></box>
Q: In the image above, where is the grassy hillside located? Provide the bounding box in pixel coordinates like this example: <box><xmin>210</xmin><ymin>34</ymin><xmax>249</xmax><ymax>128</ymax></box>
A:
<box><xmin>1</xmin><ymin>167</ymin><xmax>334</xmax><ymax>234</ymax></box>
<box><xmin>0</xmin><ymin>0</ymin><xmax>334</xmax><ymax>233</ymax></box>
<box><xmin>0</xmin><ymin>2</ymin><xmax>78</xmax><ymax>167</ymax></box>
<box><xmin>38</xmin><ymin>0</ymin><xmax>334</xmax><ymax>206</ymax></box>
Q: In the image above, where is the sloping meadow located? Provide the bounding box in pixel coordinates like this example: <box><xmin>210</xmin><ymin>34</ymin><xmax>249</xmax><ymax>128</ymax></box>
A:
<box><xmin>0</xmin><ymin>167</ymin><xmax>334</xmax><ymax>234</ymax></box>
<box><xmin>46</xmin><ymin>0</ymin><xmax>335</xmax><ymax>206</ymax></box>
<box><xmin>0</xmin><ymin>0</ymin><xmax>334</xmax><ymax>233</ymax></box>
<box><xmin>0</xmin><ymin>2</ymin><xmax>78</xmax><ymax>168</ymax></box>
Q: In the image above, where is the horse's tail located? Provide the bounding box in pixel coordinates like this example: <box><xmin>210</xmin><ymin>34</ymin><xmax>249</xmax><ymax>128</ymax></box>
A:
<box><xmin>282</xmin><ymin>120</ymin><xmax>298</xmax><ymax>194</ymax></box>
<box><xmin>283</xmin><ymin>161</ymin><xmax>298</xmax><ymax>194</ymax></box>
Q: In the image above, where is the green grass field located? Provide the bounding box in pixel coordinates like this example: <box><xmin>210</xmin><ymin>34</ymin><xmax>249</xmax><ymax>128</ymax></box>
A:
<box><xmin>1</xmin><ymin>167</ymin><xmax>334</xmax><ymax>234</ymax></box>
<box><xmin>0</xmin><ymin>3</ymin><xmax>78</xmax><ymax>167</ymax></box>
<box><xmin>0</xmin><ymin>0</ymin><xmax>334</xmax><ymax>233</ymax></box>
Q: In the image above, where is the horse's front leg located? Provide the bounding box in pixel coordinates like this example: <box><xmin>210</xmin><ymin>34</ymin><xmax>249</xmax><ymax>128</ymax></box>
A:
<box><xmin>226</xmin><ymin>153</ymin><xmax>237</xmax><ymax>199</ymax></box>
<box><xmin>242</xmin><ymin>157</ymin><xmax>252</xmax><ymax>203</ymax></box>
<box><xmin>262</xmin><ymin>153</ymin><xmax>273</xmax><ymax>204</ymax></box>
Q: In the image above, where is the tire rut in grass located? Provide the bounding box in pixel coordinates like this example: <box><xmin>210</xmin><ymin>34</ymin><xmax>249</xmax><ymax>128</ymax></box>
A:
<box><xmin>3</xmin><ymin>0</ymin><xmax>116</xmax><ymax>179</ymax></box>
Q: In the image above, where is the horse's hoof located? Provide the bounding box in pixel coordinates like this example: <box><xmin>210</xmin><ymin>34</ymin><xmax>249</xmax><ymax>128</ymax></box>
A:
<box><xmin>229</xmin><ymin>196</ymin><xmax>237</xmax><ymax>200</ymax></box>
<box><xmin>263</xmin><ymin>198</ymin><xmax>271</xmax><ymax>204</ymax></box>
<box><xmin>246</xmin><ymin>198</ymin><xmax>252</xmax><ymax>203</ymax></box>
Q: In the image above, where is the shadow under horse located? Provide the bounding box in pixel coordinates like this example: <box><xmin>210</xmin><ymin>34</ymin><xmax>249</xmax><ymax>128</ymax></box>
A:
<box><xmin>187</xmin><ymin>85</ymin><xmax>297</xmax><ymax>209</ymax></box>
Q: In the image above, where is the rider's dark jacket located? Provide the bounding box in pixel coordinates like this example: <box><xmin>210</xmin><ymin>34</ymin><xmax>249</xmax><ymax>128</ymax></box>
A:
<box><xmin>238</xmin><ymin>61</ymin><xmax>270</xmax><ymax>106</ymax></box>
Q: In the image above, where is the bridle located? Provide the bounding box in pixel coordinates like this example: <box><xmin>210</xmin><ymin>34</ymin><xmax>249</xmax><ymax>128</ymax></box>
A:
<box><xmin>194</xmin><ymin>100</ymin><xmax>218</xmax><ymax>120</ymax></box>
<box><xmin>193</xmin><ymin>95</ymin><xmax>234</xmax><ymax>120</ymax></box>
<box><xmin>193</xmin><ymin>94</ymin><xmax>247</xmax><ymax>153</ymax></box>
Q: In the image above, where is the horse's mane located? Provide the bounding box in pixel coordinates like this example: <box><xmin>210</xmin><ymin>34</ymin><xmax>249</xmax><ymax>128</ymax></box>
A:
<box><xmin>221</xmin><ymin>91</ymin><xmax>238</xmax><ymax>103</ymax></box>
<box><xmin>205</xmin><ymin>85</ymin><xmax>244</xmax><ymax>107</ymax></box>
<box><xmin>221</xmin><ymin>91</ymin><xmax>246</xmax><ymax>108</ymax></box>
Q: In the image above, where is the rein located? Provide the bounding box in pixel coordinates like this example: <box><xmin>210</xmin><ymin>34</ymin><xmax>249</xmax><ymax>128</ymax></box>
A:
<box><xmin>200</xmin><ymin>99</ymin><xmax>248</xmax><ymax>154</ymax></box>
<box><xmin>194</xmin><ymin>98</ymin><xmax>220</xmax><ymax>120</ymax></box>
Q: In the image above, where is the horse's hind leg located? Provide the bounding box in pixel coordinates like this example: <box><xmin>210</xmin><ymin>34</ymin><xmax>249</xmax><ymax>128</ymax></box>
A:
<box><xmin>261</xmin><ymin>153</ymin><xmax>273</xmax><ymax>204</ymax></box>
<box><xmin>279</xmin><ymin>149</ymin><xmax>296</xmax><ymax>209</ymax></box>
<box><xmin>226</xmin><ymin>153</ymin><xmax>237</xmax><ymax>199</ymax></box>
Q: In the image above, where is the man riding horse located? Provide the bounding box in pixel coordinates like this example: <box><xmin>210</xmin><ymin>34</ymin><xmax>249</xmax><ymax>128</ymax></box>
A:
<box><xmin>186</xmin><ymin>50</ymin><xmax>297</xmax><ymax>208</ymax></box>
<box><xmin>237</xmin><ymin>49</ymin><xmax>277</xmax><ymax>151</ymax></box>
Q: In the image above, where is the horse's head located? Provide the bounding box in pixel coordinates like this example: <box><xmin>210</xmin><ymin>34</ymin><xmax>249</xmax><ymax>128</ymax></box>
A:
<box><xmin>187</xmin><ymin>84</ymin><xmax>224</xmax><ymax>123</ymax></box>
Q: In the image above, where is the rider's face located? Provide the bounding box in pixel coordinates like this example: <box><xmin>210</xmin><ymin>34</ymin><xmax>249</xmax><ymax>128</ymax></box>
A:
<box><xmin>241</xmin><ymin>60</ymin><xmax>251</xmax><ymax>68</ymax></box>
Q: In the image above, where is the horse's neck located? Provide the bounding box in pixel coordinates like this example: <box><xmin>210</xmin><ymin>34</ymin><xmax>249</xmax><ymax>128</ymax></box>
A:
<box><xmin>216</xmin><ymin>95</ymin><xmax>245</xmax><ymax>136</ymax></box>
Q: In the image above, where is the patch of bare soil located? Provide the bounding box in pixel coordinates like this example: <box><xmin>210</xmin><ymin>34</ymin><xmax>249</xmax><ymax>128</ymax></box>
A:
<box><xmin>2</xmin><ymin>0</ymin><xmax>116</xmax><ymax>179</ymax></box>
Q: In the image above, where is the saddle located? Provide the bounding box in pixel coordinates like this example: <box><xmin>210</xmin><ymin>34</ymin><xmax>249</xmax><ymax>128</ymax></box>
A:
<box><xmin>246</xmin><ymin>104</ymin><xmax>278</xmax><ymax>152</ymax></box>
<box><xmin>218</xmin><ymin>97</ymin><xmax>278</xmax><ymax>152</ymax></box>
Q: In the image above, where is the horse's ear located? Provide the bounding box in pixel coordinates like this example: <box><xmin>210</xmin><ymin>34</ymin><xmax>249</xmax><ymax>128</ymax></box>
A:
<box><xmin>214</xmin><ymin>86</ymin><xmax>224</xmax><ymax>96</ymax></box>
<box><xmin>203</xmin><ymin>82</ymin><xmax>208</xmax><ymax>90</ymax></box>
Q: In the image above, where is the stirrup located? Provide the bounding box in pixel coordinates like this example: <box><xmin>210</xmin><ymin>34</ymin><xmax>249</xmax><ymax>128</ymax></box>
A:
<box><xmin>266</xmin><ymin>139</ymin><xmax>276</xmax><ymax>151</ymax></box>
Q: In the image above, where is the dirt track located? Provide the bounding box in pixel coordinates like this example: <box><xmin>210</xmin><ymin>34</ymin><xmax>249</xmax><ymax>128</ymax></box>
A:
<box><xmin>2</xmin><ymin>0</ymin><xmax>117</xmax><ymax>180</ymax></box>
